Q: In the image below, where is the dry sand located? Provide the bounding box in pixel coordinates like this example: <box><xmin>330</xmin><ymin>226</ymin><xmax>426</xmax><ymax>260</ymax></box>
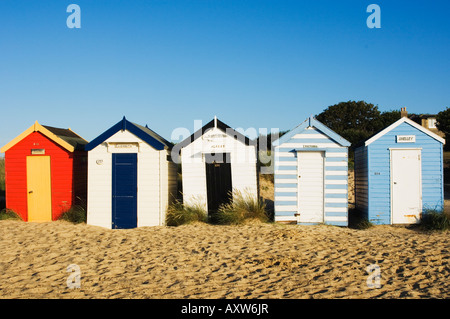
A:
<box><xmin>0</xmin><ymin>219</ymin><xmax>448</xmax><ymax>299</ymax></box>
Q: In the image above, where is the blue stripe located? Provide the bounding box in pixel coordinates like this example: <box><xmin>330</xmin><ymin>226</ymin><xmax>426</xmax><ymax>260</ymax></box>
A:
<box><xmin>275</xmin><ymin>192</ymin><xmax>297</xmax><ymax>196</ymax></box>
<box><xmin>325</xmin><ymin>184</ymin><xmax>348</xmax><ymax>189</ymax></box>
<box><xmin>288</xmin><ymin>138</ymin><xmax>336</xmax><ymax>144</ymax></box>
<box><xmin>275</xmin><ymin>166</ymin><xmax>297</xmax><ymax>170</ymax></box>
<box><xmin>325</xmin><ymin>157</ymin><xmax>348</xmax><ymax>162</ymax></box>
<box><xmin>325</xmin><ymin>175</ymin><xmax>348</xmax><ymax>180</ymax></box>
<box><xmin>325</xmin><ymin>221</ymin><xmax>348</xmax><ymax>226</ymax></box>
<box><xmin>324</xmin><ymin>166</ymin><xmax>348</xmax><ymax>171</ymax></box>
<box><xmin>275</xmin><ymin>201</ymin><xmax>297</xmax><ymax>206</ymax></box>
<box><xmin>275</xmin><ymin>212</ymin><xmax>296</xmax><ymax>216</ymax></box>
<box><xmin>277</xmin><ymin>156</ymin><xmax>297</xmax><ymax>162</ymax></box>
<box><xmin>325</xmin><ymin>202</ymin><xmax>347</xmax><ymax>208</ymax></box>
<box><xmin>275</xmin><ymin>148</ymin><xmax>298</xmax><ymax>153</ymax></box>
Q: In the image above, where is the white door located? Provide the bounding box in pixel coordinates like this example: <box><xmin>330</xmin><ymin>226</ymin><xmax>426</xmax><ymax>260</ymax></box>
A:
<box><xmin>391</xmin><ymin>149</ymin><xmax>422</xmax><ymax>224</ymax></box>
<box><xmin>297</xmin><ymin>151</ymin><xmax>324</xmax><ymax>223</ymax></box>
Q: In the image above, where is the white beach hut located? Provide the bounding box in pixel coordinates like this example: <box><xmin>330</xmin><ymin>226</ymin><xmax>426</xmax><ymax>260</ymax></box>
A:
<box><xmin>176</xmin><ymin>117</ymin><xmax>258</xmax><ymax>219</ymax></box>
<box><xmin>85</xmin><ymin>117</ymin><xmax>177</xmax><ymax>229</ymax></box>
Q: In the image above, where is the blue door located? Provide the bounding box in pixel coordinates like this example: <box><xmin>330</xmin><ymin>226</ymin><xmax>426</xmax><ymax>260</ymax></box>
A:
<box><xmin>112</xmin><ymin>153</ymin><xmax>137</xmax><ymax>229</ymax></box>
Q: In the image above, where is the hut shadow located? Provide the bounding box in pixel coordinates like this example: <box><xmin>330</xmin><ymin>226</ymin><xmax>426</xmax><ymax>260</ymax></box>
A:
<box><xmin>0</xmin><ymin>189</ymin><xmax>5</xmax><ymax>211</ymax></box>
<box><xmin>263</xmin><ymin>198</ymin><xmax>274</xmax><ymax>222</ymax></box>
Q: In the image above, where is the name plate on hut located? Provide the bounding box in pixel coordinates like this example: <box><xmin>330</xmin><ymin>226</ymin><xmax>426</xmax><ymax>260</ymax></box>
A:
<box><xmin>203</xmin><ymin>132</ymin><xmax>227</xmax><ymax>151</ymax></box>
<box><xmin>107</xmin><ymin>142</ymin><xmax>139</xmax><ymax>152</ymax></box>
<box><xmin>396</xmin><ymin>135</ymin><xmax>416</xmax><ymax>143</ymax></box>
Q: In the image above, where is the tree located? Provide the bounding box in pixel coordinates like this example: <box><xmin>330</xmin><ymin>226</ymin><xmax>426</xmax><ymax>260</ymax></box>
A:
<box><xmin>315</xmin><ymin>101</ymin><xmax>401</xmax><ymax>147</ymax></box>
<box><xmin>436</xmin><ymin>107</ymin><xmax>450</xmax><ymax>150</ymax></box>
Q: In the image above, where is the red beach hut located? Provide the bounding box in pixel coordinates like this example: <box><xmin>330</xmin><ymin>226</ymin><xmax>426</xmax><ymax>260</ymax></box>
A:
<box><xmin>0</xmin><ymin>121</ymin><xmax>88</xmax><ymax>221</ymax></box>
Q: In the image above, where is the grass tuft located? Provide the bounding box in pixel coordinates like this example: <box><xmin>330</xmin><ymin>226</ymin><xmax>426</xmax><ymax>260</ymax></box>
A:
<box><xmin>58</xmin><ymin>205</ymin><xmax>87</xmax><ymax>224</ymax></box>
<box><xmin>166</xmin><ymin>199</ymin><xmax>208</xmax><ymax>226</ymax></box>
<box><xmin>0</xmin><ymin>209</ymin><xmax>22</xmax><ymax>220</ymax></box>
<box><xmin>214</xmin><ymin>189</ymin><xmax>269</xmax><ymax>225</ymax></box>
<box><xmin>421</xmin><ymin>209</ymin><xmax>450</xmax><ymax>231</ymax></box>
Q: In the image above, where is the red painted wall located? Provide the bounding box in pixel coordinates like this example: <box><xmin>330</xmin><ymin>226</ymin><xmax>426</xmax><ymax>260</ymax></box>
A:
<box><xmin>4</xmin><ymin>131</ymin><xmax>85</xmax><ymax>221</ymax></box>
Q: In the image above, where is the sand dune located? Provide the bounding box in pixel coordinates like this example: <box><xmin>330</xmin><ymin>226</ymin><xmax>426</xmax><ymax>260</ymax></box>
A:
<box><xmin>0</xmin><ymin>220</ymin><xmax>448</xmax><ymax>299</ymax></box>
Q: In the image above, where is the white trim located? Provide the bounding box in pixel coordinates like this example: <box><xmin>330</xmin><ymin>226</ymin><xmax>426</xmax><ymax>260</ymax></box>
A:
<box><xmin>365</xmin><ymin>117</ymin><xmax>445</xmax><ymax>146</ymax></box>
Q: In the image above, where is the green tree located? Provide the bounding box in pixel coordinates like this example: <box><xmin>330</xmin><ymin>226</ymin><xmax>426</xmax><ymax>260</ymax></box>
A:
<box><xmin>436</xmin><ymin>107</ymin><xmax>450</xmax><ymax>150</ymax></box>
<box><xmin>315</xmin><ymin>101</ymin><xmax>402</xmax><ymax>147</ymax></box>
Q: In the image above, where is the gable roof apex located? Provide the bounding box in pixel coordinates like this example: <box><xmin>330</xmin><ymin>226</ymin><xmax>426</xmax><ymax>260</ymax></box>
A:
<box><xmin>84</xmin><ymin>117</ymin><xmax>173</xmax><ymax>152</ymax></box>
<box><xmin>364</xmin><ymin>116</ymin><xmax>445</xmax><ymax>146</ymax></box>
<box><xmin>176</xmin><ymin>117</ymin><xmax>255</xmax><ymax>150</ymax></box>
<box><xmin>273</xmin><ymin>117</ymin><xmax>351</xmax><ymax>147</ymax></box>
<box><xmin>1</xmin><ymin>121</ymin><xmax>87</xmax><ymax>153</ymax></box>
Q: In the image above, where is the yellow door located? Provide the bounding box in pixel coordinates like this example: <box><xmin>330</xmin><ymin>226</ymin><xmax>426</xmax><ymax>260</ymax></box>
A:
<box><xmin>27</xmin><ymin>156</ymin><xmax>52</xmax><ymax>222</ymax></box>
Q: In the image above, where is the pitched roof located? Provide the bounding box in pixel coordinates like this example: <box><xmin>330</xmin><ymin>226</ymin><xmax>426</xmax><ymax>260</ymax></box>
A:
<box><xmin>42</xmin><ymin>125</ymin><xmax>88</xmax><ymax>151</ymax></box>
<box><xmin>273</xmin><ymin>116</ymin><xmax>351</xmax><ymax>147</ymax></box>
<box><xmin>176</xmin><ymin>117</ymin><xmax>255</xmax><ymax>150</ymax></box>
<box><xmin>84</xmin><ymin>117</ymin><xmax>173</xmax><ymax>151</ymax></box>
<box><xmin>0</xmin><ymin>121</ymin><xmax>88</xmax><ymax>153</ymax></box>
<box><xmin>364</xmin><ymin>116</ymin><xmax>445</xmax><ymax>146</ymax></box>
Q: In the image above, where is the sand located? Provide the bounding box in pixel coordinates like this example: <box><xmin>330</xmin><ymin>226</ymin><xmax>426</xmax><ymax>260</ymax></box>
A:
<box><xmin>0</xmin><ymin>220</ymin><xmax>448</xmax><ymax>299</ymax></box>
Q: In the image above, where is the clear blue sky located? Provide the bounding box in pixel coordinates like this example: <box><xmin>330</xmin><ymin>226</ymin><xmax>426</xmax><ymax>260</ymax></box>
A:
<box><xmin>1</xmin><ymin>0</ymin><xmax>449</xmax><ymax>152</ymax></box>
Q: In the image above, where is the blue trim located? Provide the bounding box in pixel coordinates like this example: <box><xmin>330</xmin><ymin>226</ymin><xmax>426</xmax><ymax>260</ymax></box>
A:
<box><xmin>324</xmin><ymin>166</ymin><xmax>348</xmax><ymax>171</ymax></box>
<box><xmin>325</xmin><ymin>202</ymin><xmax>347</xmax><ymax>208</ymax></box>
<box><xmin>274</xmin><ymin>183</ymin><xmax>297</xmax><ymax>188</ymax></box>
<box><xmin>275</xmin><ymin>166</ymin><xmax>297</xmax><ymax>171</ymax></box>
<box><xmin>275</xmin><ymin>174</ymin><xmax>297</xmax><ymax>179</ymax></box>
<box><xmin>85</xmin><ymin>117</ymin><xmax>168</xmax><ymax>151</ymax></box>
<box><xmin>273</xmin><ymin>116</ymin><xmax>351</xmax><ymax>147</ymax></box>
<box><xmin>325</xmin><ymin>184</ymin><xmax>348</xmax><ymax>189</ymax></box>
<box><xmin>275</xmin><ymin>201</ymin><xmax>297</xmax><ymax>206</ymax></box>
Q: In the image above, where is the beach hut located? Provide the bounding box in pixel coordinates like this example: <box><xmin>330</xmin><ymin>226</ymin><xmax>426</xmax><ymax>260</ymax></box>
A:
<box><xmin>85</xmin><ymin>117</ymin><xmax>177</xmax><ymax>229</ymax></box>
<box><xmin>0</xmin><ymin>121</ymin><xmax>88</xmax><ymax>222</ymax></box>
<box><xmin>273</xmin><ymin>116</ymin><xmax>351</xmax><ymax>226</ymax></box>
<box><xmin>354</xmin><ymin>116</ymin><xmax>445</xmax><ymax>225</ymax></box>
<box><xmin>176</xmin><ymin>117</ymin><xmax>258</xmax><ymax>218</ymax></box>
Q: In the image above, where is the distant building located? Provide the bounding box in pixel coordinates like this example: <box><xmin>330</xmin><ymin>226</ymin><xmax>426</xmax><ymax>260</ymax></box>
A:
<box><xmin>400</xmin><ymin>107</ymin><xmax>445</xmax><ymax>138</ymax></box>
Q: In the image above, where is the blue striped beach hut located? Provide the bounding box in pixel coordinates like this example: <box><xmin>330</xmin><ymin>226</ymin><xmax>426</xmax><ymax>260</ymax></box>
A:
<box><xmin>273</xmin><ymin>116</ymin><xmax>351</xmax><ymax>226</ymax></box>
<box><xmin>354</xmin><ymin>116</ymin><xmax>445</xmax><ymax>225</ymax></box>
